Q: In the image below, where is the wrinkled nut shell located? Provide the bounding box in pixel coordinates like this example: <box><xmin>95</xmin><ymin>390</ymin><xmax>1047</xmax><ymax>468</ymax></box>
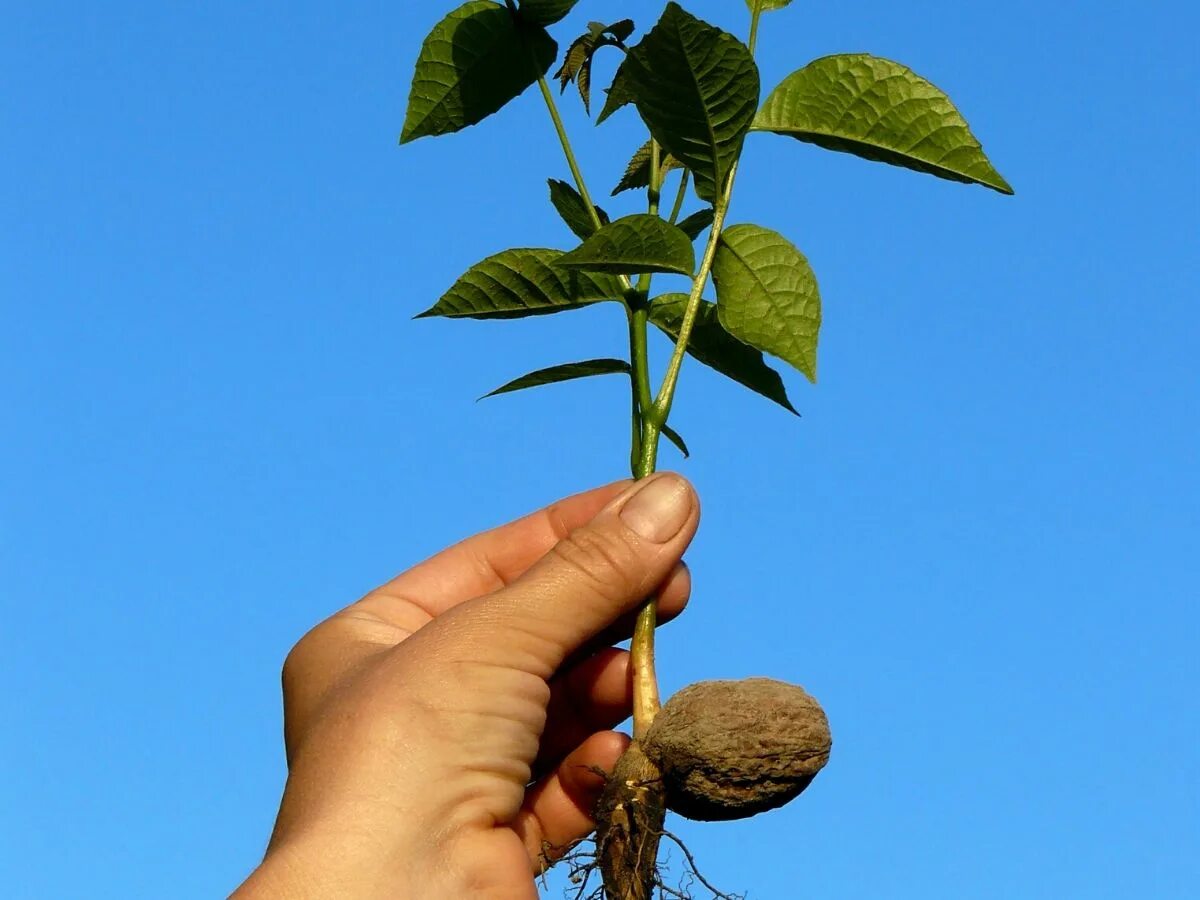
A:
<box><xmin>643</xmin><ymin>677</ymin><xmax>832</xmax><ymax>822</ymax></box>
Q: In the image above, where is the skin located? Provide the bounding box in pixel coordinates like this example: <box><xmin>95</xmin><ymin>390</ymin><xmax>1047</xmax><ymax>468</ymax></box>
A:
<box><xmin>234</xmin><ymin>473</ymin><xmax>700</xmax><ymax>899</ymax></box>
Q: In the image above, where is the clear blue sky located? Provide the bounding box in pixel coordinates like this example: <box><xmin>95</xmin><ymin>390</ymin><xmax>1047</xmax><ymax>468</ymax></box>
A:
<box><xmin>2</xmin><ymin>1</ymin><xmax>1197</xmax><ymax>897</ymax></box>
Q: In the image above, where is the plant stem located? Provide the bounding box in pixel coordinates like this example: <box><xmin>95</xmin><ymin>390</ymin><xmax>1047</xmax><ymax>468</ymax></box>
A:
<box><xmin>667</xmin><ymin>170</ymin><xmax>691</xmax><ymax>224</ymax></box>
<box><xmin>534</xmin><ymin>73</ymin><xmax>605</xmax><ymax>233</ymax></box>
<box><xmin>628</xmin><ymin>9</ymin><xmax>765</xmax><ymax>739</ymax></box>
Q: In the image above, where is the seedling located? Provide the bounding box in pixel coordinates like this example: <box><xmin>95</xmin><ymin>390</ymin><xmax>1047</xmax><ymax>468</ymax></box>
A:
<box><xmin>401</xmin><ymin>1</ymin><xmax>1011</xmax><ymax>896</ymax></box>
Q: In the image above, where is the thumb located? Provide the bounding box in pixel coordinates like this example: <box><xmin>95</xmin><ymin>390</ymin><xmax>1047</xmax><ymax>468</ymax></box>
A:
<box><xmin>470</xmin><ymin>473</ymin><xmax>699</xmax><ymax>676</ymax></box>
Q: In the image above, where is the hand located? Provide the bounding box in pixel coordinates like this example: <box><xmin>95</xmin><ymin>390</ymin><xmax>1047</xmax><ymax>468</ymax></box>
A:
<box><xmin>234</xmin><ymin>474</ymin><xmax>700</xmax><ymax>899</ymax></box>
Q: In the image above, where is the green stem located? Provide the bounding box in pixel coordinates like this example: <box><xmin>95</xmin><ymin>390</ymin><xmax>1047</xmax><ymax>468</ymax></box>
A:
<box><xmin>628</xmin><ymin>10</ymin><xmax>764</xmax><ymax>737</ymax></box>
<box><xmin>667</xmin><ymin>170</ymin><xmax>691</xmax><ymax>225</ymax></box>
<box><xmin>534</xmin><ymin>73</ymin><xmax>605</xmax><ymax>232</ymax></box>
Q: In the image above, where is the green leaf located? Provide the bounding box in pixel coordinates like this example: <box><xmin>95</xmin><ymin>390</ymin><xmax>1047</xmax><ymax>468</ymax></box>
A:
<box><xmin>419</xmin><ymin>248</ymin><xmax>624</xmax><ymax>318</ymax></box>
<box><xmin>519</xmin><ymin>0</ymin><xmax>580</xmax><ymax>26</ymax></box>
<box><xmin>711</xmin><ymin>224</ymin><xmax>821</xmax><ymax>382</ymax></box>
<box><xmin>401</xmin><ymin>2</ymin><xmax>556</xmax><ymax>144</ymax></box>
<box><xmin>752</xmin><ymin>54</ymin><xmax>1013</xmax><ymax>194</ymax></box>
<box><xmin>620</xmin><ymin>3</ymin><xmax>759</xmax><ymax>201</ymax></box>
<box><xmin>548</xmin><ymin>179</ymin><xmax>609</xmax><ymax>239</ymax></box>
<box><xmin>482</xmin><ymin>358</ymin><xmax>630</xmax><ymax>398</ymax></box>
<box><xmin>661</xmin><ymin>423</ymin><xmax>691</xmax><ymax>458</ymax></box>
<box><xmin>744</xmin><ymin>0</ymin><xmax>794</xmax><ymax>11</ymax></box>
<box><xmin>597</xmin><ymin>56</ymin><xmax>636</xmax><ymax>123</ymax></box>
<box><xmin>601</xmin><ymin>18</ymin><xmax>635</xmax><ymax>43</ymax></box>
<box><xmin>612</xmin><ymin>140</ymin><xmax>683</xmax><ymax>195</ymax></box>
<box><xmin>559</xmin><ymin>214</ymin><xmax>696</xmax><ymax>276</ymax></box>
<box><xmin>555</xmin><ymin>19</ymin><xmax>635</xmax><ymax>113</ymax></box>
<box><xmin>650</xmin><ymin>293</ymin><xmax>797</xmax><ymax>414</ymax></box>
<box><xmin>675</xmin><ymin>208</ymin><xmax>715</xmax><ymax>241</ymax></box>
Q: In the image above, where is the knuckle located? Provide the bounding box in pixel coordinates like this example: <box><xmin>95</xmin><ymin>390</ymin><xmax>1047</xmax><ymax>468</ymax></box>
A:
<box><xmin>549</xmin><ymin>524</ymin><xmax>641</xmax><ymax>599</ymax></box>
<box><xmin>280</xmin><ymin>624</ymin><xmax>323</xmax><ymax>692</ymax></box>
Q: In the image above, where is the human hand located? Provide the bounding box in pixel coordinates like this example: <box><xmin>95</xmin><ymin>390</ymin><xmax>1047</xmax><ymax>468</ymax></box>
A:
<box><xmin>234</xmin><ymin>474</ymin><xmax>699</xmax><ymax>899</ymax></box>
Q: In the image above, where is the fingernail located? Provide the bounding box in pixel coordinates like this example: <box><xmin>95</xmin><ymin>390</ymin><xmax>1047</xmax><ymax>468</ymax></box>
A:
<box><xmin>619</xmin><ymin>475</ymin><xmax>692</xmax><ymax>543</ymax></box>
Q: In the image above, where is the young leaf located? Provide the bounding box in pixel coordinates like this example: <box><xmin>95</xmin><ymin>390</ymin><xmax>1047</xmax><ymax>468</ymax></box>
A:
<box><xmin>621</xmin><ymin>3</ymin><xmax>760</xmax><ymax>201</ymax></box>
<box><xmin>519</xmin><ymin>0</ymin><xmax>580</xmax><ymax>27</ymax></box>
<box><xmin>711</xmin><ymin>225</ymin><xmax>821</xmax><ymax>382</ymax></box>
<box><xmin>675</xmin><ymin>208</ymin><xmax>715</xmax><ymax>241</ymax></box>
<box><xmin>559</xmin><ymin>214</ymin><xmax>696</xmax><ymax>276</ymax></box>
<box><xmin>482</xmin><ymin>358</ymin><xmax>630</xmax><ymax>398</ymax></box>
<box><xmin>753</xmin><ymin>54</ymin><xmax>1014</xmax><ymax>194</ymax></box>
<box><xmin>650</xmin><ymin>293</ymin><xmax>797</xmax><ymax>414</ymax></box>
<box><xmin>401</xmin><ymin>2</ymin><xmax>556</xmax><ymax>144</ymax></box>
<box><xmin>419</xmin><ymin>248</ymin><xmax>624</xmax><ymax>318</ymax></box>
<box><xmin>548</xmin><ymin>179</ymin><xmax>609</xmax><ymax>239</ymax></box>
<box><xmin>745</xmin><ymin>0</ymin><xmax>794</xmax><ymax>11</ymax></box>
<box><xmin>661</xmin><ymin>423</ymin><xmax>691</xmax><ymax>458</ymax></box>
<box><xmin>555</xmin><ymin>19</ymin><xmax>635</xmax><ymax>113</ymax></box>
<box><xmin>612</xmin><ymin>140</ymin><xmax>683</xmax><ymax>195</ymax></box>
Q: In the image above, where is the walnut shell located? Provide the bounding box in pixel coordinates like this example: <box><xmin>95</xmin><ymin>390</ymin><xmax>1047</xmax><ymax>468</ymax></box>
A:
<box><xmin>643</xmin><ymin>677</ymin><xmax>831</xmax><ymax>822</ymax></box>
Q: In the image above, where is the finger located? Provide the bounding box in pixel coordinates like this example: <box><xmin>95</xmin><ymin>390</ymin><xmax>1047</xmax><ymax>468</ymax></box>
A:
<box><xmin>356</xmin><ymin>480</ymin><xmax>630</xmax><ymax>626</ymax></box>
<box><xmin>580</xmin><ymin>561</ymin><xmax>691</xmax><ymax>659</ymax></box>
<box><xmin>464</xmin><ymin>473</ymin><xmax>699</xmax><ymax>677</ymax></box>
<box><xmin>534</xmin><ymin>648</ymin><xmax>631</xmax><ymax>778</ymax></box>
<box><xmin>512</xmin><ymin>731</ymin><xmax>630</xmax><ymax>874</ymax></box>
<box><xmin>534</xmin><ymin>562</ymin><xmax>691</xmax><ymax>778</ymax></box>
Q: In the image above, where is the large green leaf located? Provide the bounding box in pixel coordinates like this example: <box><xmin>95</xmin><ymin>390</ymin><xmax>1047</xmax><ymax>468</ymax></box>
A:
<box><xmin>401</xmin><ymin>2</ymin><xmax>556</xmax><ymax>144</ymax></box>
<box><xmin>753</xmin><ymin>54</ymin><xmax>1013</xmax><ymax>194</ymax></box>
<box><xmin>520</xmin><ymin>0</ymin><xmax>580</xmax><ymax>26</ymax></box>
<box><xmin>559</xmin><ymin>214</ymin><xmax>696</xmax><ymax>276</ymax></box>
<box><xmin>650</xmin><ymin>293</ymin><xmax>797</xmax><ymax>414</ymax></box>
<box><xmin>620</xmin><ymin>3</ymin><xmax>759</xmax><ymax>201</ymax></box>
<box><xmin>419</xmin><ymin>248</ymin><xmax>623</xmax><ymax>318</ymax></box>
<box><xmin>711</xmin><ymin>224</ymin><xmax>821</xmax><ymax>382</ymax></box>
<box><xmin>483</xmin><ymin>358</ymin><xmax>630</xmax><ymax>398</ymax></box>
<box><xmin>548</xmin><ymin>179</ymin><xmax>609</xmax><ymax>239</ymax></box>
<box><xmin>612</xmin><ymin>140</ymin><xmax>683</xmax><ymax>196</ymax></box>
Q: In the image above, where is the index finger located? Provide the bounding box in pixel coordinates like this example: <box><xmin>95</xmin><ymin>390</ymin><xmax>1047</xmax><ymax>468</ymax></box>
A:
<box><xmin>355</xmin><ymin>479</ymin><xmax>632</xmax><ymax>626</ymax></box>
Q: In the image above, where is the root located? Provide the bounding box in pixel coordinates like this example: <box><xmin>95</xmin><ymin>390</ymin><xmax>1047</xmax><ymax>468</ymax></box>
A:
<box><xmin>594</xmin><ymin>742</ymin><xmax>666</xmax><ymax>900</ymax></box>
<box><xmin>655</xmin><ymin>830</ymin><xmax>744</xmax><ymax>900</ymax></box>
<box><xmin>547</xmin><ymin>829</ymin><xmax>742</xmax><ymax>900</ymax></box>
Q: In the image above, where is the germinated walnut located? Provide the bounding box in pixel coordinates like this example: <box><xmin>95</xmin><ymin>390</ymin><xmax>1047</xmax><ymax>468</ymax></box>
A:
<box><xmin>642</xmin><ymin>677</ymin><xmax>832</xmax><ymax>822</ymax></box>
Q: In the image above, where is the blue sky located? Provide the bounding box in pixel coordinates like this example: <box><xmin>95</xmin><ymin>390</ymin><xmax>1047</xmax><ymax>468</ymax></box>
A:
<box><xmin>2</xmin><ymin>1</ymin><xmax>1197</xmax><ymax>897</ymax></box>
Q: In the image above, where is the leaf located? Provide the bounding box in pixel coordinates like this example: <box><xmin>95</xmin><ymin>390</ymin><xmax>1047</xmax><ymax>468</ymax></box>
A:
<box><xmin>745</xmin><ymin>0</ymin><xmax>794</xmax><ymax>11</ymax></box>
<box><xmin>620</xmin><ymin>3</ymin><xmax>759</xmax><ymax>201</ymax></box>
<box><xmin>612</xmin><ymin>140</ymin><xmax>683</xmax><ymax>195</ymax></box>
<box><xmin>482</xmin><ymin>358</ymin><xmax>630</xmax><ymax>398</ymax></box>
<box><xmin>597</xmin><ymin>56</ymin><xmax>636</xmax><ymax>123</ymax></box>
<box><xmin>559</xmin><ymin>214</ymin><xmax>696</xmax><ymax>276</ymax></box>
<box><xmin>711</xmin><ymin>224</ymin><xmax>821</xmax><ymax>382</ymax></box>
<box><xmin>752</xmin><ymin>54</ymin><xmax>1013</xmax><ymax>194</ymax></box>
<box><xmin>675</xmin><ymin>208</ymin><xmax>715</xmax><ymax>241</ymax></box>
<box><xmin>548</xmin><ymin>179</ymin><xmax>609</xmax><ymax>239</ymax></box>
<box><xmin>519</xmin><ymin>0</ymin><xmax>580</xmax><ymax>26</ymax></box>
<box><xmin>650</xmin><ymin>293</ymin><xmax>797</xmax><ymax>413</ymax></box>
<box><xmin>661</xmin><ymin>423</ymin><xmax>690</xmax><ymax>458</ymax></box>
<box><xmin>601</xmin><ymin>18</ymin><xmax>635</xmax><ymax>43</ymax></box>
<box><xmin>401</xmin><ymin>2</ymin><xmax>557</xmax><ymax>144</ymax></box>
<box><xmin>419</xmin><ymin>248</ymin><xmax>624</xmax><ymax>318</ymax></box>
<box><xmin>555</xmin><ymin>19</ymin><xmax>634</xmax><ymax>113</ymax></box>
<box><xmin>556</xmin><ymin>36</ymin><xmax>592</xmax><ymax>91</ymax></box>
